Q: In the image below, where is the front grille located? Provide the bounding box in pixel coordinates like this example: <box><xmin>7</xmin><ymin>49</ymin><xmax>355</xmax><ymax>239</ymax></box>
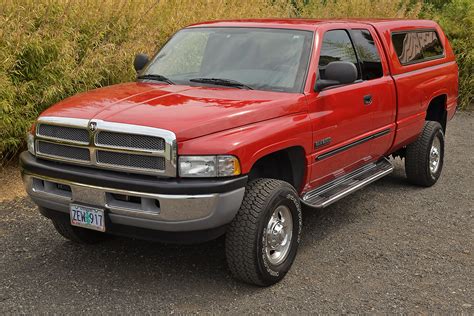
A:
<box><xmin>96</xmin><ymin>151</ymin><xmax>165</xmax><ymax>171</ymax></box>
<box><xmin>96</xmin><ymin>131</ymin><xmax>165</xmax><ymax>151</ymax></box>
<box><xmin>34</xmin><ymin>118</ymin><xmax>176</xmax><ymax>176</ymax></box>
<box><xmin>37</xmin><ymin>141</ymin><xmax>90</xmax><ymax>162</ymax></box>
<box><xmin>37</xmin><ymin>124</ymin><xmax>89</xmax><ymax>144</ymax></box>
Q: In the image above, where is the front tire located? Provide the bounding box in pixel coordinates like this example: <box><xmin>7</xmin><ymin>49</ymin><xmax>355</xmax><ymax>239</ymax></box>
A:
<box><xmin>225</xmin><ymin>178</ymin><xmax>302</xmax><ymax>286</ymax></box>
<box><xmin>405</xmin><ymin>121</ymin><xmax>445</xmax><ymax>187</ymax></box>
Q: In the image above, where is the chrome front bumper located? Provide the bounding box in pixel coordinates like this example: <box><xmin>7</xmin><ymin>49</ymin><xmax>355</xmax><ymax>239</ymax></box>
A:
<box><xmin>23</xmin><ymin>173</ymin><xmax>245</xmax><ymax>232</ymax></box>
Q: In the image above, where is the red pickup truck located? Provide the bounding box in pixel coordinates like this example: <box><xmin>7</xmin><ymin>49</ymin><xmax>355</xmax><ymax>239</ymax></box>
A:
<box><xmin>21</xmin><ymin>19</ymin><xmax>458</xmax><ymax>286</ymax></box>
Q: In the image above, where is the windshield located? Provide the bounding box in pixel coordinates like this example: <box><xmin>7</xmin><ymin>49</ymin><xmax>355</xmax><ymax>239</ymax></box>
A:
<box><xmin>142</xmin><ymin>27</ymin><xmax>313</xmax><ymax>93</ymax></box>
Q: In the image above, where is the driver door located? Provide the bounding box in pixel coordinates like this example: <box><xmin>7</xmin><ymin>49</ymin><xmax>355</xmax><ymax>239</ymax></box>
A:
<box><xmin>307</xmin><ymin>29</ymin><xmax>375</xmax><ymax>188</ymax></box>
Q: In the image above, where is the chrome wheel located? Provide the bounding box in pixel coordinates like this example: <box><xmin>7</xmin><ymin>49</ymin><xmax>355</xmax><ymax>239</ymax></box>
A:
<box><xmin>265</xmin><ymin>205</ymin><xmax>293</xmax><ymax>266</ymax></box>
<box><xmin>429</xmin><ymin>137</ymin><xmax>441</xmax><ymax>174</ymax></box>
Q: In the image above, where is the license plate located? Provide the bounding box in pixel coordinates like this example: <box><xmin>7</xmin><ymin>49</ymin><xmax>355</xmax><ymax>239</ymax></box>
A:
<box><xmin>70</xmin><ymin>204</ymin><xmax>105</xmax><ymax>232</ymax></box>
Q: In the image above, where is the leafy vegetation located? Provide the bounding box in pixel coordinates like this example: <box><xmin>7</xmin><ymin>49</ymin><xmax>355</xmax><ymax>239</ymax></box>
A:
<box><xmin>0</xmin><ymin>0</ymin><xmax>472</xmax><ymax>164</ymax></box>
<box><xmin>422</xmin><ymin>0</ymin><xmax>473</xmax><ymax>114</ymax></box>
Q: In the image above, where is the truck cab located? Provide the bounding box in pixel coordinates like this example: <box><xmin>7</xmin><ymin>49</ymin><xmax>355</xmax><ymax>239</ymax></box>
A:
<box><xmin>21</xmin><ymin>19</ymin><xmax>458</xmax><ymax>286</ymax></box>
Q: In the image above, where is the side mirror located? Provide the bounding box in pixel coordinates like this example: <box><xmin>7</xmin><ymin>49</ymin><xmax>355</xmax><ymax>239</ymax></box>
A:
<box><xmin>134</xmin><ymin>53</ymin><xmax>149</xmax><ymax>72</ymax></box>
<box><xmin>315</xmin><ymin>61</ymin><xmax>358</xmax><ymax>91</ymax></box>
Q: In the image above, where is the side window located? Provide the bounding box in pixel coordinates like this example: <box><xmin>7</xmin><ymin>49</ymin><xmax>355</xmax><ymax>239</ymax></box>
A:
<box><xmin>418</xmin><ymin>31</ymin><xmax>443</xmax><ymax>58</ymax></box>
<box><xmin>351</xmin><ymin>29</ymin><xmax>383</xmax><ymax>80</ymax></box>
<box><xmin>392</xmin><ymin>30</ymin><xmax>444</xmax><ymax>65</ymax></box>
<box><xmin>392</xmin><ymin>32</ymin><xmax>423</xmax><ymax>64</ymax></box>
<box><xmin>319</xmin><ymin>30</ymin><xmax>360</xmax><ymax>80</ymax></box>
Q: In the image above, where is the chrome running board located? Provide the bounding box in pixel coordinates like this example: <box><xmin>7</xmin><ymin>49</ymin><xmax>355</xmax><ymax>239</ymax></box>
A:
<box><xmin>301</xmin><ymin>157</ymin><xmax>393</xmax><ymax>208</ymax></box>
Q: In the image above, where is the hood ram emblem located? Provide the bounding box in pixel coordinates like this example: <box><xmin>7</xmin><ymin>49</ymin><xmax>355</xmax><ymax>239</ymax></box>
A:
<box><xmin>89</xmin><ymin>121</ymin><xmax>97</xmax><ymax>132</ymax></box>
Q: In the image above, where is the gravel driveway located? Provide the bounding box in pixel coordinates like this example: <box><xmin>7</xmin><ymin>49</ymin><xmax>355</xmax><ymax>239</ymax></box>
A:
<box><xmin>1</xmin><ymin>113</ymin><xmax>472</xmax><ymax>314</ymax></box>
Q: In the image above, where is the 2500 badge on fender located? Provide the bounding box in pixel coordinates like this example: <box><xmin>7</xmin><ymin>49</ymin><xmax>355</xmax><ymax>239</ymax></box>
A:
<box><xmin>21</xmin><ymin>18</ymin><xmax>458</xmax><ymax>286</ymax></box>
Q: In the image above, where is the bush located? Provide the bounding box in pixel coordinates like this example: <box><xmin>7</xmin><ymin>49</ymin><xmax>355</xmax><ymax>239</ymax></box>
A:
<box><xmin>423</xmin><ymin>0</ymin><xmax>473</xmax><ymax>111</ymax></box>
<box><xmin>0</xmin><ymin>0</ymin><xmax>472</xmax><ymax>164</ymax></box>
<box><xmin>0</xmin><ymin>0</ymin><xmax>294</xmax><ymax>163</ymax></box>
<box><xmin>298</xmin><ymin>0</ymin><xmax>422</xmax><ymax>18</ymax></box>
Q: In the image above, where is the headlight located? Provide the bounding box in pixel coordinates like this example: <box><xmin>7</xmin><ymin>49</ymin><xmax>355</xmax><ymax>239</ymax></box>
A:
<box><xmin>27</xmin><ymin>133</ymin><xmax>35</xmax><ymax>156</ymax></box>
<box><xmin>179</xmin><ymin>155</ymin><xmax>241</xmax><ymax>178</ymax></box>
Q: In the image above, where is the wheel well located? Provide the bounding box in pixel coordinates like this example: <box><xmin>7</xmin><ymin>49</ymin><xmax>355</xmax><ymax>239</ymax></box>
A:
<box><xmin>426</xmin><ymin>95</ymin><xmax>447</xmax><ymax>132</ymax></box>
<box><xmin>248</xmin><ymin>147</ymin><xmax>306</xmax><ymax>192</ymax></box>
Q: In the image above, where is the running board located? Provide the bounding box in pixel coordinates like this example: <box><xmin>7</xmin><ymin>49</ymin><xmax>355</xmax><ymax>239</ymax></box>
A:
<box><xmin>301</xmin><ymin>158</ymin><xmax>394</xmax><ymax>208</ymax></box>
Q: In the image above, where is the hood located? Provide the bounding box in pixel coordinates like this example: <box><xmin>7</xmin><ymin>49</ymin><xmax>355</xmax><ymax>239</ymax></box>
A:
<box><xmin>40</xmin><ymin>82</ymin><xmax>305</xmax><ymax>141</ymax></box>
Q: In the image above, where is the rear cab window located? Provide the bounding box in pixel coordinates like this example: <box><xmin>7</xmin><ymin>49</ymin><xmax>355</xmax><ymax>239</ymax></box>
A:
<box><xmin>351</xmin><ymin>29</ymin><xmax>384</xmax><ymax>80</ymax></box>
<box><xmin>392</xmin><ymin>30</ymin><xmax>444</xmax><ymax>65</ymax></box>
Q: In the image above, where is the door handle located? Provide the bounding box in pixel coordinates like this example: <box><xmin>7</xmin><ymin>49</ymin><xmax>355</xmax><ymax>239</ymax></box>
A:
<box><xmin>363</xmin><ymin>94</ymin><xmax>373</xmax><ymax>105</ymax></box>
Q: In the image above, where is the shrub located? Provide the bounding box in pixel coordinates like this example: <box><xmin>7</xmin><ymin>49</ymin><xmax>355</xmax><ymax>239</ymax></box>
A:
<box><xmin>0</xmin><ymin>0</ymin><xmax>294</xmax><ymax>163</ymax></box>
<box><xmin>298</xmin><ymin>0</ymin><xmax>422</xmax><ymax>18</ymax></box>
<box><xmin>423</xmin><ymin>0</ymin><xmax>473</xmax><ymax>111</ymax></box>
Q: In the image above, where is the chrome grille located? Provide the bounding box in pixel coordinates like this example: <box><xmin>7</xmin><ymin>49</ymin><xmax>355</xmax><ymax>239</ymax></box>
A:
<box><xmin>37</xmin><ymin>124</ymin><xmax>89</xmax><ymax>144</ymax></box>
<box><xmin>37</xmin><ymin>141</ymin><xmax>90</xmax><ymax>162</ymax></box>
<box><xmin>96</xmin><ymin>131</ymin><xmax>165</xmax><ymax>151</ymax></box>
<box><xmin>97</xmin><ymin>151</ymin><xmax>165</xmax><ymax>171</ymax></box>
<box><xmin>34</xmin><ymin>117</ymin><xmax>177</xmax><ymax>177</ymax></box>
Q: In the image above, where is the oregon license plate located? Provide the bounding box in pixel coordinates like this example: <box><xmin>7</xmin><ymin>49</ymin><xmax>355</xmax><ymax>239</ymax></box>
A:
<box><xmin>70</xmin><ymin>204</ymin><xmax>105</xmax><ymax>232</ymax></box>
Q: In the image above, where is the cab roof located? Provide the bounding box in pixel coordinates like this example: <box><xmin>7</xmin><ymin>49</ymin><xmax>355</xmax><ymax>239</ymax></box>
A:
<box><xmin>187</xmin><ymin>18</ymin><xmax>438</xmax><ymax>31</ymax></box>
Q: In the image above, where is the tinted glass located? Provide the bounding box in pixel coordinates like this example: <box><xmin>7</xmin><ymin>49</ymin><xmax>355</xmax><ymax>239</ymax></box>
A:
<box><xmin>319</xmin><ymin>30</ymin><xmax>360</xmax><ymax>79</ymax></box>
<box><xmin>392</xmin><ymin>32</ymin><xmax>424</xmax><ymax>64</ymax></box>
<box><xmin>352</xmin><ymin>29</ymin><xmax>383</xmax><ymax>80</ymax></box>
<box><xmin>418</xmin><ymin>31</ymin><xmax>443</xmax><ymax>58</ymax></box>
<box><xmin>392</xmin><ymin>30</ymin><xmax>444</xmax><ymax>65</ymax></box>
<box><xmin>143</xmin><ymin>28</ymin><xmax>313</xmax><ymax>93</ymax></box>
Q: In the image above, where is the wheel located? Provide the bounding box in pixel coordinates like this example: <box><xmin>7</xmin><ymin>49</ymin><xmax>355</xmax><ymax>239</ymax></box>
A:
<box><xmin>405</xmin><ymin>121</ymin><xmax>445</xmax><ymax>187</ymax></box>
<box><xmin>51</xmin><ymin>217</ymin><xmax>107</xmax><ymax>244</ymax></box>
<box><xmin>225</xmin><ymin>178</ymin><xmax>302</xmax><ymax>286</ymax></box>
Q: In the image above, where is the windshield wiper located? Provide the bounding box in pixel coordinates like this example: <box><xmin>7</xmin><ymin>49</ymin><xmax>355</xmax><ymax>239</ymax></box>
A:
<box><xmin>137</xmin><ymin>74</ymin><xmax>174</xmax><ymax>85</ymax></box>
<box><xmin>189</xmin><ymin>77</ymin><xmax>253</xmax><ymax>90</ymax></box>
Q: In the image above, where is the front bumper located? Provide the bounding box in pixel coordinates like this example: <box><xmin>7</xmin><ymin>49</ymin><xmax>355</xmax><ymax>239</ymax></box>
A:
<box><xmin>20</xmin><ymin>152</ymin><xmax>246</xmax><ymax>233</ymax></box>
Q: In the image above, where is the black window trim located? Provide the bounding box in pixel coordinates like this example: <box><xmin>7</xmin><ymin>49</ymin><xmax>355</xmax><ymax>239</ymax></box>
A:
<box><xmin>348</xmin><ymin>28</ymin><xmax>385</xmax><ymax>81</ymax></box>
<box><xmin>345</xmin><ymin>30</ymin><xmax>364</xmax><ymax>81</ymax></box>
<box><xmin>391</xmin><ymin>28</ymin><xmax>445</xmax><ymax>66</ymax></box>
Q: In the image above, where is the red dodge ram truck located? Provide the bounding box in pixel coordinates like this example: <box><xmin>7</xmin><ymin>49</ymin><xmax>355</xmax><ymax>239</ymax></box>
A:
<box><xmin>21</xmin><ymin>19</ymin><xmax>458</xmax><ymax>286</ymax></box>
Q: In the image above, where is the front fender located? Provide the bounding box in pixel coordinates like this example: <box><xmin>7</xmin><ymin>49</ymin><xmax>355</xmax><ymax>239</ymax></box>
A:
<box><xmin>178</xmin><ymin>113</ymin><xmax>313</xmax><ymax>174</ymax></box>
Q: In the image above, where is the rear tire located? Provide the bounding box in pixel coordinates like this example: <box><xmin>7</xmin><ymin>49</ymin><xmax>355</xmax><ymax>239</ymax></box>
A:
<box><xmin>405</xmin><ymin>121</ymin><xmax>445</xmax><ymax>187</ymax></box>
<box><xmin>51</xmin><ymin>217</ymin><xmax>107</xmax><ymax>244</ymax></box>
<box><xmin>225</xmin><ymin>178</ymin><xmax>302</xmax><ymax>286</ymax></box>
